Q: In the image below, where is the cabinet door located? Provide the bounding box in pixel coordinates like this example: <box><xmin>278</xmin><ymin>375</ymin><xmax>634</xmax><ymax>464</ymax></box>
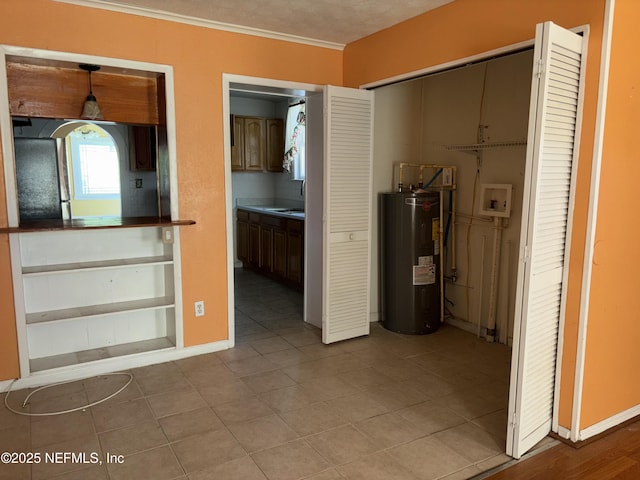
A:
<box><xmin>237</xmin><ymin>220</ymin><xmax>249</xmax><ymax>263</ymax></box>
<box><xmin>274</xmin><ymin>228</ymin><xmax>287</xmax><ymax>278</ymax></box>
<box><xmin>244</xmin><ymin>117</ymin><xmax>266</xmax><ymax>171</ymax></box>
<box><xmin>249</xmin><ymin>223</ymin><xmax>260</xmax><ymax>267</ymax></box>
<box><xmin>231</xmin><ymin>116</ymin><xmax>245</xmax><ymax>171</ymax></box>
<box><xmin>260</xmin><ymin>226</ymin><xmax>274</xmax><ymax>273</ymax></box>
<box><xmin>266</xmin><ymin>118</ymin><xmax>284</xmax><ymax>172</ymax></box>
<box><xmin>287</xmin><ymin>219</ymin><xmax>304</xmax><ymax>288</ymax></box>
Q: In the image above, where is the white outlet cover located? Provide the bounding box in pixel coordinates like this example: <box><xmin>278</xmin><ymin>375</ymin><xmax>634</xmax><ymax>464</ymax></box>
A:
<box><xmin>195</xmin><ymin>301</ymin><xmax>205</xmax><ymax>317</ymax></box>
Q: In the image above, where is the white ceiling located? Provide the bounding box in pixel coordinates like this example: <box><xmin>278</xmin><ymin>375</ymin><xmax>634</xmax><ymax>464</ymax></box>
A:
<box><xmin>81</xmin><ymin>0</ymin><xmax>455</xmax><ymax>46</ymax></box>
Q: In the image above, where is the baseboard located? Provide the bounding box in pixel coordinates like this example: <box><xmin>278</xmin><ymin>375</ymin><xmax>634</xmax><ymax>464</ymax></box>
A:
<box><xmin>0</xmin><ymin>339</ymin><xmax>232</xmax><ymax>392</ymax></box>
<box><xmin>556</xmin><ymin>426</ymin><xmax>571</xmax><ymax>440</ymax></box>
<box><xmin>579</xmin><ymin>404</ymin><xmax>640</xmax><ymax>442</ymax></box>
<box><xmin>548</xmin><ymin>405</ymin><xmax>640</xmax><ymax>449</ymax></box>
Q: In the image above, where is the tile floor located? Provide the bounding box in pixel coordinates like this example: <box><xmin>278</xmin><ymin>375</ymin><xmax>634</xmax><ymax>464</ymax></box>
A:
<box><xmin>0</xmin><ymin>268</ymin><xmax>515</xmax><ymax>480</ymax></box>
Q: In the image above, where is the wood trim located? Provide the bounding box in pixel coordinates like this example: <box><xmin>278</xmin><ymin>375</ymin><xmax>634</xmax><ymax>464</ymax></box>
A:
<box><xmin>0</xmin><ymin>217</ymin><xmax>195</xmax><ymax>233</ymax></box>
<box><xmin>7</xmin><ymin>61</ymin><xmax>160</xmax><ymax>125</ymax></box>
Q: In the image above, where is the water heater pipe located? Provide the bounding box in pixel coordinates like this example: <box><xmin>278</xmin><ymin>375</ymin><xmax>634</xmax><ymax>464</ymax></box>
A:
<box><xmin>439</xmin><ymin>189</ymin><xmax>445</xmax><ymax>323</ymax></box>
<box><xmin>476</xmin><ymin>234</ymin><xmax>486</xmax><ymax>338</ymax></box>
<box><xmin>486</xmin><ymin>216</ymin><xmax>504</xmax><ymax>342</ymax></box>
<box><xmin>451</xmin><ymin>167</ymin><xmax>457</xmax><ymax>281</ymax></box>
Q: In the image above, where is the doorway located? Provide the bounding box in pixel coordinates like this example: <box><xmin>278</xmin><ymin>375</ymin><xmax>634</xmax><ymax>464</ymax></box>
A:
<box><xmin>368</xmin><ymin>22</ymin><xmax>587</xmax><ymax>459</ymax></box>
<box><xmin>222</xmin><ymin>75</ymin><xmax>324</xmax><ymax>345</ymax></box>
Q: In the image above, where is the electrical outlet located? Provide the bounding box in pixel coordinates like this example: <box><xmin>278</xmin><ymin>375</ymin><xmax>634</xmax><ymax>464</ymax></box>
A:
<box><xmin>195</xmin><ymin>301</ymin><xmax>205</xmax><ymax>317</ymax></box>
<box><xmin>162</xmin><ymin>227</ymin><xmax>174</xmax><ymax>244</ymax></box>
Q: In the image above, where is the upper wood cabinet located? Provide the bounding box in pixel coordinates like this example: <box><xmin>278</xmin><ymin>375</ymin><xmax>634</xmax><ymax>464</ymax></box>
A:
<box><xmin>232</xmin><ymin>115</ymin><xmax>284</xmax><ymax>172</ymax></box>
<box><xmin>231</xmin><ymin>115</ymin><xmax>245</xmax><ymax>171</ymax></box>
<box><xmin>244</xmin><ymin>117</ymin><xmax>266</xmax><ymax>171</ymax></box>
<box><xmin>266</xmin><ymin>118</ymin><xmax>284</xmax><ymax>172</ymax></box>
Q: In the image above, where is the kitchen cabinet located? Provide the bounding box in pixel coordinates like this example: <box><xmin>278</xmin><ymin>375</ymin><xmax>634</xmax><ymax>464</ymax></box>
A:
<box><xmin>237</xmin><ymin>210</ymin><xmax>249</xmax><ymax>262</ymax></box>
<box><xmin>231</xmin><ymin>116</ymin><xmax>284</xmax><ymax>172</ymax></box>
<box><xmin>249</xmin><ymin>214</ymin><xmax>261</xmax><ymax>266</ymax></box>
<box><xmin>237</xmin><ymin>208</ymin><xmax>304</xmax><ymax>290</ymax></box>
<box><xmin>266</xmin><ymin>119</ymin><xmax>284</xmax><ymax>172</ymax></box>
<box><xmin>244</xmin><ymin>117</ymin><xmax>266</xmax><ymax>171</ymax></box>
<box><xmin>260</xmin><ymin>225</ymin><xmax>274</xmax><ymax>272</ymax></box>
<box><xmin>286</xmin><ymin>219</ymin><xmax>304</xmax><ymax>285</ymax></box>
<box><xmin>274</xmin><ymin>228</ymin><xmax>287</xmax><ymax>278</ymax></box>
<box><xmin>231</xmin><ymin>115</ymin><xmax>245</xmax><ymax>171</ymax></box>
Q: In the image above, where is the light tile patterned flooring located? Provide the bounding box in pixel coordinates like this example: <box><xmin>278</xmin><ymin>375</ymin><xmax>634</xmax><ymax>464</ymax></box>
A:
<box><xmin>0</xmin><ymin>269</ymin><xmax>513</xmax><ymax>480</ymax></box>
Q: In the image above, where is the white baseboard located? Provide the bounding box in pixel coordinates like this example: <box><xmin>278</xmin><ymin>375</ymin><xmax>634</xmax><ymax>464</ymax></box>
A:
<box><xmin>0</xmin><ymin>339</ymin><xmax>232</xmax><ymax>392</ymax></box>
<box><xmin>556</xmin><ymin>426</ymin><xmax>571</xmax><ymax>439</ymax></box>
<box><xmin>579</xmin><ymin>403</ymin><xmax>640</xmax><ymax>441</ymax></box>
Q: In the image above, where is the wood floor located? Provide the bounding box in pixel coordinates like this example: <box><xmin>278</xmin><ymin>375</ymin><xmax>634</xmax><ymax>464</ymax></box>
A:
<box><xmin>483</xmin><ymin>420</ymin><xmax>640</xmax><ymax>480</ymax></box>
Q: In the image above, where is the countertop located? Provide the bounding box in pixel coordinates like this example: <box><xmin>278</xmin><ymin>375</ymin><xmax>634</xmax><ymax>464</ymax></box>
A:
<box><xmin>237</xmin><ymin>205</ymin><xmax>305</xmax><ymax>220</ymax></box>
<box><xmin>0</xmin><ymin>217</ymin><xmax>196</xmax><ymax>234</ymax></box>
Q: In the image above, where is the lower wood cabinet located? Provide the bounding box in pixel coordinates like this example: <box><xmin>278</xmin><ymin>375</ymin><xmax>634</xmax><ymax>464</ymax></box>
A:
<box><xmin>274</xmin><ymin>229</ymin><xmax>287</xmax><ymax>278</ymax></box>
<box><xmin>237</xmin><ymin>209</ymin><xmax>304</xmax><ymax>290</ymax></box>
<box><xmin>287</xmin><ymin>221</ymin><xmax>303</xmax><ymax>285</ymax></box>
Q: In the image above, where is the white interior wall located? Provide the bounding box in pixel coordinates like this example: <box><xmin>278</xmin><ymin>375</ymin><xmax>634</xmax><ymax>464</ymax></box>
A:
<box><xmin>372</xmin><ymin>49</ymin><xmax>533</xmax><ymax>343</ymax></box>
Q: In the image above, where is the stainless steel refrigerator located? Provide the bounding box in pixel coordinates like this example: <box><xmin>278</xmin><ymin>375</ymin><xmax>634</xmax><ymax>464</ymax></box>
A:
<box><xmin>380</xmin><ymin>191</ymin><xmax>441</xmax><ymax>334</ymax></box>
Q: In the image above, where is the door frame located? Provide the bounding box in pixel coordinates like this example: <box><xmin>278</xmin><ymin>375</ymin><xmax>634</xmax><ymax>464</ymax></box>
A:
<box><xmin>221</xmin><ymin>73</ymin><xmax>322</xmax><ymax>346</ymax></box>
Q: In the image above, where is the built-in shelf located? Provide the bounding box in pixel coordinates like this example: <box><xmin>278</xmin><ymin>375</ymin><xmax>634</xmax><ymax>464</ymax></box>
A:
<box><xmin>29</xmin><ymin>337</ymin><xmax>176</xmax><ymax>373</ymax></box>
<box><xmin>26</xmin><ymin>296</ymin><xmax>175</xmax><ymax>325</ymax></box>
<box><xmin>13</xmin><ymin>225</ymin><xmax>179</xmax><ymax>377</ymax></box>
<box><xmin>22</xmin><ymin>255</ymin><xmax>173</xmax><ymax>275</ymax></box>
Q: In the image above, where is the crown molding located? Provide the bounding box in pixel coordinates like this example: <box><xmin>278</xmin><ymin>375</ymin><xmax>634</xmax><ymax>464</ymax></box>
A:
<box><xmin>54</xmin><ymin>0</ymin><xmax>345</xmax><ymax>51</ymax></box>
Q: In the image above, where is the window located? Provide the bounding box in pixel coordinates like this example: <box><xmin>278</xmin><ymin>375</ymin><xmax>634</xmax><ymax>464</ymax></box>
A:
<box><xmin>68</xmin><ymin>128</ymin><xmax>121</xmax><ymax>200</ymax></box>
<box><xmin>284</xmin><ymin>102</ymin><xmax>305</xmax><ymax>180</ymax></box>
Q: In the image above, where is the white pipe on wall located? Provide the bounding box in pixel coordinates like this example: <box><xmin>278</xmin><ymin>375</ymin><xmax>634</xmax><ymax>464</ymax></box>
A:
<box><xmin>476</xmin><ymin>234</ymin><xmax>486</xmax><ymax>338</ymax></box>
<box><xmin>500</xmin><ymin>239</ymin><xmax>513</xmax><ymax>345</ymax></box>
<box><xmin>486</xmin><ymin>216</ymin><xmax>503</xmax><ymax>342</ymax></box>
<box><xmin>439</xmin><ymin>189</ymin><xmax>445</xmax><ymax>323</ymax></box>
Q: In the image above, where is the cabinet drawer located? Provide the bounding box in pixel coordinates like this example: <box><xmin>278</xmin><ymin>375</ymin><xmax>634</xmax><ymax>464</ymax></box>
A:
<box><xmin>249</xmin><ymin>212</ymin><xmax>261</xmax><ymax>223</ymax></box>
<box><xmin>237</xmin><ymin>210</ymin><xmax>249</xmax><ymax>221</ymax></box>
<box><xmin>262</xmin><ymin>215</ymin><xmax>285</xmax><ymax>228</ymax></box>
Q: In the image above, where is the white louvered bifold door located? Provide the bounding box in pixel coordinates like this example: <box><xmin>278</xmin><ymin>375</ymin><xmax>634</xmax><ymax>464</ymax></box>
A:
<box><xmin>322</xmin><ymin>86</ymin><xmax>374</xmax><ymax>344</ymax></box>
<box><xmin>507</xmin><ymin>21</ymin><xmax>586</xmax><ymax>459</ymax></box>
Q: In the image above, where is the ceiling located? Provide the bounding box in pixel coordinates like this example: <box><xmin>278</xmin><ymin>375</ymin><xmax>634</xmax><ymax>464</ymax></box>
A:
<box><xmin>82</xmin><ymin>0</ymin><xmax>456</xmax><ymax>46</ymax></box>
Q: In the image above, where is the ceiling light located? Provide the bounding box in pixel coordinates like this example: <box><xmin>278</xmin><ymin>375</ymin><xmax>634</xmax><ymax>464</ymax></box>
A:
<box><xmin>79</xmin><ymin>64</ymin><xmax>103</xmax><ymax>120</ymax></box>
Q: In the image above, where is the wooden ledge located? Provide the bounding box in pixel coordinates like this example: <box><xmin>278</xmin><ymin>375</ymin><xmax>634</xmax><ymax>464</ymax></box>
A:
<box><xmin>0</xmin><ymin>217</ymin><xmax>196</xmax><ymax>234</ymax></box>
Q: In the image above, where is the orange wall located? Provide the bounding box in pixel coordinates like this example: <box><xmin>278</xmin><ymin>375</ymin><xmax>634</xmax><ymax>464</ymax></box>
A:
<box><xmin>0</xmin><ymin>0</ymin><xmax>342</xmax><ymax>381</ymax></box>
<box><xmin>580</xmin><ymin>0</ymin><xmax>640</xmax><ymax>428</ymax></box>
<box><xmin>343</xmin><ymin>0</ymin><xmax>606</xmax><ymax>428</ymax></box>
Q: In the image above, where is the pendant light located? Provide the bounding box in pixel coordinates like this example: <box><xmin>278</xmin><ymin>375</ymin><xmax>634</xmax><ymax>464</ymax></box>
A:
<box><xmin>79</xmin><ymin>64</ymin><xmax>103</xmax><ymax>120</ymax></box>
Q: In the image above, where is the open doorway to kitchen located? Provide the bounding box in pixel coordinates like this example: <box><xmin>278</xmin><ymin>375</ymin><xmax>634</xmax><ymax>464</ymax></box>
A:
<box><xmin>223</xmin><ymin>76</ymin><xmax>324</xmax><ymax>352</ymax></box>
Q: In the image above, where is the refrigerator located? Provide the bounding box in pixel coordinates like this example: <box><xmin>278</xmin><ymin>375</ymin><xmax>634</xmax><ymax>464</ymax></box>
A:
<box><xmin>14</xmin><ymin>137</ymin><xmax>63</xmax><ymax>221</ymax></box>
<box><xmin>380</xmin><ymin>191</ymin><xmax>441</xmax><ymax>334</ymax></box>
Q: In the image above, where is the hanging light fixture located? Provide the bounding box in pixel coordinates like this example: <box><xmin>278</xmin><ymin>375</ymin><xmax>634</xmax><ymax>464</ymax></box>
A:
<box><xmin>79</xmin><ymin>63</ymin><xmax>103</xmax><ymax>120</ymax></box>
